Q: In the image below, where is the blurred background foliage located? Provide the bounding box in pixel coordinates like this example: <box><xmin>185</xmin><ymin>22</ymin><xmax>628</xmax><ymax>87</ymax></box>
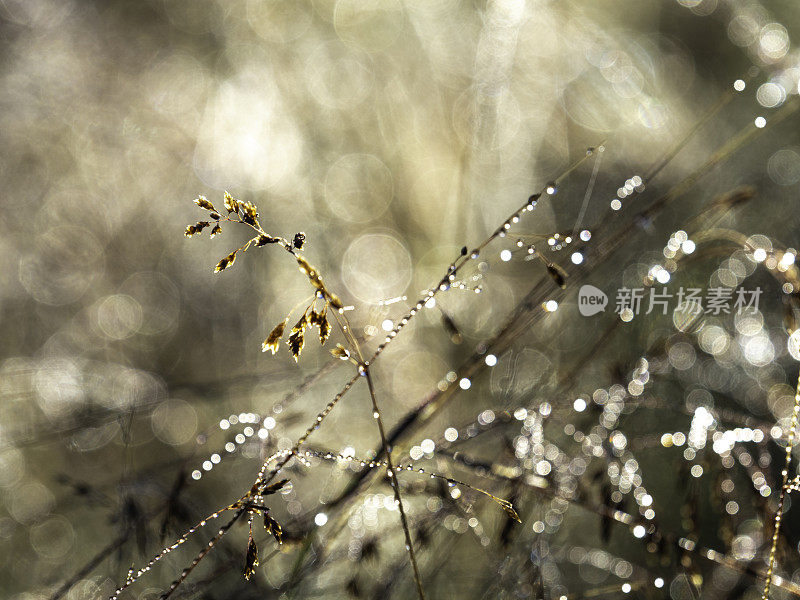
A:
<box><xmin>4</xmin><ymin>0</ymin><xmax>800</xmax><ymax>598</ymax></box>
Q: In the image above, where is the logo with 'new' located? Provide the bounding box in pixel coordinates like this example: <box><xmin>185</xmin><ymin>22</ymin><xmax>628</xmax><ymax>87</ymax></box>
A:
<box><xmin>578</xmin><ymin>285</ymin><xmax>607</xmax><ymax>316</ymax></box>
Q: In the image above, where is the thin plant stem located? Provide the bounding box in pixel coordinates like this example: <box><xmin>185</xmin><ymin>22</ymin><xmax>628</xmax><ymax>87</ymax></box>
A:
<box><xmin>762</xmin><ymin>367</ymin><xmax>800</xmax><ymax>599</ymax></box>
<box><xmin>160</xmin><ymin>509</ymin><xmax>245</xmax><ymax>600</ymax></box>
<box><xmin>119</xmin><ymin>145</ymin><xmax>613</xmax><ymax>598</ymax></box>
<box><xmin>364</xmin><ymin>367</ymin><xmax>426</xmax><ymax>600</ymax></box>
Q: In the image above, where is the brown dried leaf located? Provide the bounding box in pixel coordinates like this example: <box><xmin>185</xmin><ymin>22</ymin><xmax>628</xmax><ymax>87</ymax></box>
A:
<box><xmin>214</xmin><ymin>250</ymin><xmax>237</xmax><ymax>273</ymax></box>
<box><xmin>223</xmin><ymin>191</ymin><xmax>239</xmax><ymax>214</ymax></box>
<box><xmin>194</xmin><ymin>195</ymin><xmax>215</xmax><ymax>211</ymax></box>
<box><xmin>243</xmin><ymin>537</ymin><xmax>258</xmax><ymax>581</ymax></box>
<box><xmin>287</xmin><ymin>328</ymin><xmax>304</xmax><ymax>362</ymax></box>
<box><xmin>262</xmin><ymin>319</ymin><xmax>287</xmax><ymax>354</ymax></box>
<box><xmin>331</xmin><ymin>344</ymin><xmax>350</xmax><ymax>360</ymax></box>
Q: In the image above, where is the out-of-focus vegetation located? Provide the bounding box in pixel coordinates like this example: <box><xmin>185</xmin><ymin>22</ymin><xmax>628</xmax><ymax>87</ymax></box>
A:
<box><xmin>4</xmin><ymin>1</ymin><xmax>800</xmax><ymax>599</ymax></box>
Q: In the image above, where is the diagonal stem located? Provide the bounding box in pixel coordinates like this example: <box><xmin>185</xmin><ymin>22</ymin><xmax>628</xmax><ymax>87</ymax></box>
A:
<box><xmin>363</xmin><ymin>367</ymin><xmax>426</xmax><ymax>600</ymax></box>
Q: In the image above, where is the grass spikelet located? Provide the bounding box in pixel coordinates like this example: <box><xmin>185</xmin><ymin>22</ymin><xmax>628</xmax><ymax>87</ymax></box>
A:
<box><xmin>223</xmin><ymin>191</ymin><xmax>239</xmax><ymax>214</ymax></box>
<box><xmin>287</xmin><ymin>327</ymin><xmax>305</xmax><ymax>362</ymax></box>
<box><xmin>214</xmin><ymin>250</ymin><xmax>236</xmax><ymax>273</ymax></box>
<box><xmin>243</xmin><ymin>536</ymin><xmax>258</xmax><ymax>581</ymax></box>
<box><xmin>262</xmin><ymin>319</ymin><xmax>288</xmax><ymax>354</ymax></box>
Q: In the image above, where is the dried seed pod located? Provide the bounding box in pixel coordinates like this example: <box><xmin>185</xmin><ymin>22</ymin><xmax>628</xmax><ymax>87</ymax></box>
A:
<box><xmin>309</xmin><ymin>308</ymin><xmax>331</xmax><ymax>345</ymax></box>
<box><xmin>500</xmin><ymin>501</ymin><xmax>522</xmax><ymax>523</ymax></box>
<box><xmin>241</xmin><ymin>201</ymin><xmax>258</xmax><ymax>227</ymax></box>
<box><xmin>546</xmin><ymin>263</ymin><xmax>568</xmax><ymax>289</ymax></box>
<box><xmin>209</xmin><ymin>212</ymin><xmax>220</xmax><ymax>221</ymax></box>
<box><xmin>296</xmin><ymin>256</ymin><xmax>325</xmax><ymax>293</ymax></box>
<box><xmin>331</xmin><ymin>344</ymin><xmax>350</xmax><ymax>360</ymax></box>
<box><xmin>243</xmin><ymin>537</ymin><xmax>258</xmax><ymax>581</ymax></box>
<box><xmin>287</xmin><ymin>328</ymin><xmax>305</xmax><ymax>362</ymax></box>
<box><xmin>223</xmin><ymin>191</ymin><xmax>239</xmax><ymax>214</ymax></box>
<box><xmin>263</xmin><ymin>513</ymin><xmax>282</xmax><ymax>544</ymax></box>
<box><xmin>441</xmin><ymin>313</ymin><xmax>462</xmax><ymax>344</ymax></box>
<box><xmin>317</xmin><ymin>312</ymin><xmax>331</xmax><ymax>345</ymax></box>
<box><xmin>296</xmin><ymin>257</ymin><xmax>344</xmax><ymax>310</ymax></box>
<box><xmin>292</xmin><ymin>313</ymin><xmax>308</xmax><ymax>333</ymax></box>
<box><xmin>308</xmin><ymin>308</ymin><xmax>323</xmax><ymax>328</ymax></box>
<box><xmin>194</xmin><ymin>195</ymin><xmax>215</xmax><ymax>211</ymax></box>
<box><xmin>185</xmin><ymin>221</ymin><xmax>210</xmax><ymax>237</ymax></box>
<box><xmin>262</xmin><ymin>319</ymin><xmax>288</xmax><ymax>354</ymax></box>
<box><xmin>255</xmin><ymin>234</ymin><xmax>279</xmax><ymax>246</ymax></box>
<box><xmin>293</xmin><ymin>232</ymin><xmax>306</xmax><ymax>249</ymax></box>
<box><xmin>210</xmin><ymin>224</ymin><xmax>221</xmax><ymax>238</ymax></box>
<box><xmin>214</xmin><ymin>250</ymin><xmax>237</xmax><ymax>273</ymax></box>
